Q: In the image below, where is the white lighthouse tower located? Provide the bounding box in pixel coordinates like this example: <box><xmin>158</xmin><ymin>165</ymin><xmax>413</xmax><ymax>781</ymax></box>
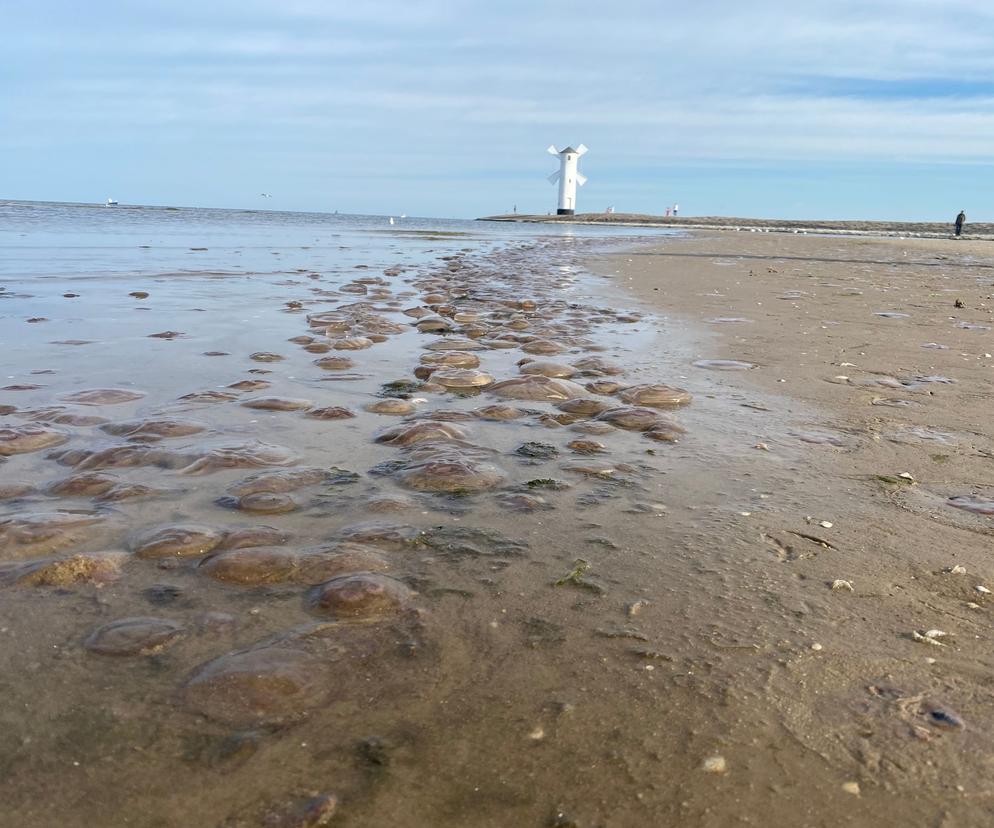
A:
<box><xmin>547</xmin><ymin>143</ymin><xmax>587</xmax><ymax>215</ymax></box>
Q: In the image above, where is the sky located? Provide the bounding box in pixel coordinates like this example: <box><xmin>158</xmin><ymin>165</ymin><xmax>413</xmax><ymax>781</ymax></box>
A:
<box><xmin>3</xmin><ymin>0</ymin><xmax>994</xmax><ymax>220</ymax></box>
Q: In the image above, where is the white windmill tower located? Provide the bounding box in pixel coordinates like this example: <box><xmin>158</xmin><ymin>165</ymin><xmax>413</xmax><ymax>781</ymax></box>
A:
<box><xmin>547</xmin><ymin>144</ymin><xmax>587</xmax><ymax>215</ymax></box>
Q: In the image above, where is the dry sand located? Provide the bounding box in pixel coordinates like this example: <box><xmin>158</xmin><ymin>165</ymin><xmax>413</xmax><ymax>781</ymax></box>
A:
<box><xmin>594</xmin><ymin>231</ymin><xmax>994</xmax><ymax>825</ymax></box>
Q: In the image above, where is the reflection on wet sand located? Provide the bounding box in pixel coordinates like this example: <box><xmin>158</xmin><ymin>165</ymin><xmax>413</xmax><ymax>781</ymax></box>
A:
<box><xmin>2</xmin><ymin>225</ymin><xmax>727</xmax><ymax>825</ymax></box>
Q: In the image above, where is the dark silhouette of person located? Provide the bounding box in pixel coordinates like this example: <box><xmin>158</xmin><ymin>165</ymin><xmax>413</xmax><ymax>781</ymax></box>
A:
<box><xmin>955</xmin><ymin>210</ymin><xmax>966</xmax><ymax>237</ymax></box>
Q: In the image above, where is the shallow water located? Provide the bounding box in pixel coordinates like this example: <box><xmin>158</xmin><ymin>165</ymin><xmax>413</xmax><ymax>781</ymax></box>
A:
<box><xmin>0</xmin><ymin>203</ymin><xmax>834</xmax><ymax>827</ymax></box>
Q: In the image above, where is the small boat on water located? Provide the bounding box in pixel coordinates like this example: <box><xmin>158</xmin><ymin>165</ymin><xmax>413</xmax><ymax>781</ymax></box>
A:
<box><xmin>105</xmin><ymin>198</ymin><xmax>118</xmax><ymax>206</ymax></box>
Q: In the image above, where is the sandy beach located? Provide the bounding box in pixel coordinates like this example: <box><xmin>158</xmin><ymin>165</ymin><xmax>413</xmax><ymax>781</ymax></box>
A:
<box><xmin>600</xmin><ymin>231</ymin><xmax>994</xmax><ymax>825</ymax></box>
<box><xmin>3</xmin><ymin>207</ymin><xmax>994</xmax><ymax>826</ymax></box>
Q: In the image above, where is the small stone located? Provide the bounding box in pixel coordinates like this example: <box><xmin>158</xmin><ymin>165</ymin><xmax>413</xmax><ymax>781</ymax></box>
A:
<box><xmin>701</xmin><ymin>755</ymin><xmax>727</xmax><ymax>774</ymax></box>
<box><xmin>810</xmin><ymin>643</ymin><xmax>823</xmax><ymax>651</ymax></box>
<box><xmin>831</xmin><ymin>579</ymin><xmax>854</xmax><ymax>592</ymax></box>
<box><xmin>818</xmin><ymin>520</ymin><xmax>833</xmax><ymax>529</ymax></box>
<box><xmin>975</xmin><ymin>585</ymin><xmax>990</xmax><ymax>594</ymax></box>
<box><xmin>842</xmin><ymin>781</ymin><xmax>861</xmax><ymax>796</ymax></box>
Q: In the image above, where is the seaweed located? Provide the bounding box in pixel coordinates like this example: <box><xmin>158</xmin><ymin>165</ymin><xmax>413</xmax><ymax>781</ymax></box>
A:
<box><xmin>553</xmin><ymin>558</ymin><xmax>605</xmax><ymax>594</ymax></box>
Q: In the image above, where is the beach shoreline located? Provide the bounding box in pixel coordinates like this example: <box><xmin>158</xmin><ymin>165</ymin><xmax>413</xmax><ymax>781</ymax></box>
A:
<box><xmin>3</xmin><ymin>209</ymin><xmax>994</xmax><ymax>825</ymax></box>
<box><xmin>482</xmin><ymin>212</ymin><xmax>994</xmax><ymax>241</ymax></box>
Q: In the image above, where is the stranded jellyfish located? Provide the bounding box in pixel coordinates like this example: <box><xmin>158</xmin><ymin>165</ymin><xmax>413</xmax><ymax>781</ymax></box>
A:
<box><xmin>46</xmin><ymin>472</ymin><xmax>120</xmax><ymax>497</ymax></box>
<box><xmin>395</xmin><ymin>454</ymin><xmax>506</xmax><ymax>493</ymax></box>
<box><xmin>84</xmin><ymin>617</ymin><xmax>184</xmax><ymax>656</ymax></box>
<box><xmin>227</xmin><ymin>380</ymin><xmax>271</xmax><ymax>392</ymax></box>
<box><xmin>473</xmin><ymin>404</ymin><xmax>530</xmax><ymax>420</ymax></box>
<box><xmin>555</xmin><ymin>398</ymin><xmax>614</xmax><ymax>417</ymax></box>
<box><xmin>424</xmin><ymin>338</ymin><xmax>488</xmax><ymax>352</ymax></box>
<box><xmin>489</xmin><ymin>376</ymin><xmax>587</xmax><ymax>401</ymax></box>
<box><xmin>596</xmin><ymin>406</ymin><xmax>677</xmax><ymax>432</ymax></box>
<box><xmin>60</xmin><ymin>389</ymin><xmax>145</xmax><ymax>405</ymax></box>
<box><xmin>314</xmin><ymin>356</ymin><xmax>356</xmax><ymax>371</ymax></box>
<box><xmin>305</xmin><ymin>573</ymin><xmax>414</xmax><ymax>620</ymax></box>
<box><xmin>178</xmin><ymin>390</ymin><xmax>239</xmax><ymax>403</ymax></box>
<box><xmin>430</xmin><ymin>369</ymin><xmax>494</xmax><ymax>389</ymax></box>
<box><xmin>215</xmin><ymin>526</ymin><xmax>291</xmax><ymax>551</ymax></box>
<box><xmin>22</xmin><ymin>406</ymin><xmax>109</xmax><ymax>426</ymax></box>
<box><xmin>228</xmin><ymin>468</ymin><xmax>330</xmax><ymax>496</ymax></box>
<box><xmin>572</xmin><ymin>357</ymin><xmax>624</xmax><ymax>376</ymax></box>
<box><xmin>331</xmin><ymin>522</ymin><xmax>423</xmax><ymax>551</ymax></box>
<box><xmin>333</xmin><ymin>337</ymin><xmax>373</xmax><ymax>351</ymax></box>
<box><xmin>306</xmin><ymin>406</ymin><xmax>356</xmax><ymax>420</ymax></box>
<box><xmin>241</xmin><ymin>397</ymin><xmax>314</xmax><ymax>412</ymax></box>
<box><xmin>420</xmin><ymin>351</ymin><xmax>480</xmax><ymax>368</ymax></box>
<box><xmin>618</xmin><ymin>384</ymin><xmax>692</xmax><ymax>408</ymax></box>
<box><xmin>0</xmin><ymin>512</ymin><xmax>105</xmax><ymax>558</ymax></box>
<box><xmin>374</xmin><ymin>421</ymin><xmax>468</xmax><ymax>447</ymax></box>
<box><xmin>198</xmin><ymin>547</ymin><xmax>303</xmax><ymax>585</ymax></box>
<box><xmin>131</xmin><ymin>524</ymin><xmax>224</xmax><ymax>559</ymax></box>
<box><xmin>519</xmin><ymin>361</ymin><xmax>577</xmax><ymax>379</ymax></box>
<box><xmin>181</xmin><ymin>646</ymin><xmax>329</xmax><ymax>726</ymax></box>
<box><xmin>99</xmin><ymin>417</ymin><xmax>207</xmax><ymax>441</ymax></box>
<box><xmin>365</xmin><ymin>399</ymin><xmax>416</xmax><ymax>416</ymax></box>
<box><xmin>199</xmin><ymin>543</ymin><xmax>390</xmax><ymax>587</ymax></box>
<box><xmin>0</xmin><ymin>423</ymin><xmax>69</xmax><ymax>456</ymax></box>
<box><xmin>520</xmin><ymin>340</ymin><xmax>566</xmax><ymax>356</ymax></box>
<box><xmin>584</xmin><ymin>380</ymin><xmax>623</xmax><ymax>395</ymax></box>
<box><xmin>218</xmin><ymin>492</ymin><xmax>299</xmax><ymax>514</ymax></box>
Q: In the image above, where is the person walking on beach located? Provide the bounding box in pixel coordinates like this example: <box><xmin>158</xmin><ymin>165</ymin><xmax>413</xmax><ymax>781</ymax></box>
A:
<box><xmin>955</xmin><ymin>210</ymin><xmax>966</xmax><ymax>237</ymax></box>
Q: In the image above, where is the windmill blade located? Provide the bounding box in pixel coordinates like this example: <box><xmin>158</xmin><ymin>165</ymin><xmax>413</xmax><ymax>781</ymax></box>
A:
<box><xmin>548</xmin><ymin>170</ymin><xmax>561</xmax><ymax>184</ymax></box>
<box><xmin>575</xmin><ymin>144</ymin><xmax>588</xmax><ymax>156</ymax></box>
<box><xmin>576</xmin><ymin>173</ymin><xmax>588</xmax><ymax>186</ymax></box>
<box><xmin>547</xmin><ymin>144</ymin><xmax>560</xmax><ymax>156</ymax></box>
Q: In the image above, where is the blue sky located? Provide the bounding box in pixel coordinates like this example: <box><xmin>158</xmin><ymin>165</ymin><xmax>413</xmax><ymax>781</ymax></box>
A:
<box><xmin>3</xmin><ymin>0</ymin><xmax>994</xmax><ymax>220</ymax></box>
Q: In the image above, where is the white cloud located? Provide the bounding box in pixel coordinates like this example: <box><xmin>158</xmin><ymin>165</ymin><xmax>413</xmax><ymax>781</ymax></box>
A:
<box><xmin>4</xmin><ymin>0</ymin><xmax>994</xmax><ymax>214</ymax></box>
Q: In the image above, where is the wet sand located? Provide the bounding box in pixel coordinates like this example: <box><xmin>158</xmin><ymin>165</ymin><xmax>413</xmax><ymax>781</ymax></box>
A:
<box><xmin>599</xmin><ymin>232</ymin><xmax>994</xmax><ymax>825</ymax></box>
<box><xmin>2</xmin><ymin>220</ymin><xmax>994</xmax><ymax>826</ymax></box>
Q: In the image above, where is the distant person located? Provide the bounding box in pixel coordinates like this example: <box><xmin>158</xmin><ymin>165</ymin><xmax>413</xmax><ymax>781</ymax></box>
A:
<box><xmin>664</xmin><ymin>207</ymin><xmax>671</xmax><ymax>217</ymax></box>
<box><xmin>954</xmin><ymin>210</ymin><xmax>966</xmax><ymax>237</ymax></box>
<box><xmin>673</xmin><ymin>204</ymin><xmax>679</xmax><ymax>216</ymax></box>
